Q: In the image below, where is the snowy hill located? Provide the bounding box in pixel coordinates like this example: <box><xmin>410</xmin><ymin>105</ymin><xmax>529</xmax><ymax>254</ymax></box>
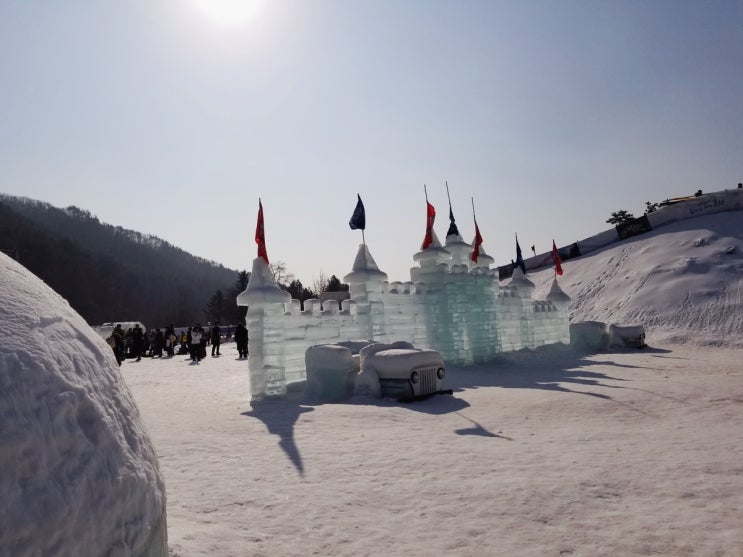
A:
<box><xmin>532</xmin><ymin>211</ymin><xmax>743</xmax><ymax>347</ymax></box>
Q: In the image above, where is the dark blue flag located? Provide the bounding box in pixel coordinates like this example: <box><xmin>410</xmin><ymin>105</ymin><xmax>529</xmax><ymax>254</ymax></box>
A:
<box><xmin>349</xmin><ymin>194</ymin><xmax>365</xmax><ymax>230</ymax></box>
<box><xmin>515</xmin><ymin>235</ymin><xmax>526</xmax><ymax>274</ymax></box>
<box><xmin>446</xmin><ymin>205</ymin><xmax>459</xmax><ymax>237</ymax></box>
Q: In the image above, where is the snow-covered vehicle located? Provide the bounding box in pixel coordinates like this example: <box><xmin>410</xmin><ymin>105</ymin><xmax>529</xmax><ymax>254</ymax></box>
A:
<box><xmin>357</xmin><ymin>342</ymin><xmax>449</xmax><ymax>401</ymax></box>
<box><xmin>305</xmin><ymin>341</ymin><xmax>451</xmax><ymax>402</ymax></box>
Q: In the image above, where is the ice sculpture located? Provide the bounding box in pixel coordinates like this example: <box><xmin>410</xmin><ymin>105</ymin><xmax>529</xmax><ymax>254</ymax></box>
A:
<box><xmin>237</xmin><ymin>257</ymin><xmax>291</xmax><ymax>398</ymax></box>
<box><xmin>238</xmin><ymin>235</ymin><xmax>570</xmax><ymax>399</ymax></box>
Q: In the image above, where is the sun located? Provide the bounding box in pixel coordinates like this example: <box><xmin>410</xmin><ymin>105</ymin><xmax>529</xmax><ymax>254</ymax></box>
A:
<box><xmin>192</xmin><ymin>0</ymin><xmax>265</xmax><ymax>25</ymax></box>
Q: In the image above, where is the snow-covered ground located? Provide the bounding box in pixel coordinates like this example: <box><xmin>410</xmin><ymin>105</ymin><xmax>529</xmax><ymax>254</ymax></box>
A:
<box><xmin>119</xmin><ymin>211</ymin><xmax>743</xmax><ymax>556</ymax></box>
<box><xmin>125</xmin><ymin>343</ymin><xmax>743</xmax><ymax>557</ymax></box>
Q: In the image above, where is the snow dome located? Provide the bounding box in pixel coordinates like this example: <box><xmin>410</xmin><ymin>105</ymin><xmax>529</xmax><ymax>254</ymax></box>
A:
<box><xmin>0</xmin><ymin>254</ymin><xmax>167</xmax><ymax>556</ymax></box>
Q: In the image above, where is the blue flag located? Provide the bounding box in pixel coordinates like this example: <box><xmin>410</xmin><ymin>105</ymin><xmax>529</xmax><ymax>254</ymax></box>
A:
<box><xmin>515</xmin><ymin>235</ymin><xmax>526</xmax><ymax>274</ymax></box>
<box><xmin>349</xmin><ymin>194</ymin><xmax>365</xmax><ymax>230</ymax></box>
<box><xmin>446</xmin><ymin>205</ymin><xmax>459</xmax><ymax>237</ymax></box>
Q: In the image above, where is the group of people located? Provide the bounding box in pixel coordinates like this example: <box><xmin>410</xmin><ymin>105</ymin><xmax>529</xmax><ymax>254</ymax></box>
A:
<box><xmin>106</xmin><ymin>323</ymin><xmax>177</xmax><ymax>365</ymax></box>
<box><xmin>106</xmin><ymin>322</ymin><xmax>249</xmax><ymax>365</ymax></box>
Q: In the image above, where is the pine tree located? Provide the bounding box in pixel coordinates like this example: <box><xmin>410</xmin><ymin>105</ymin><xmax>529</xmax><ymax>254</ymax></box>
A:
<box><xmin>325</xmin><ymin>275</ymin><xmax>349</xmax><ymax>292</ymax></box>
<box><xmin>644</xmin><ymin>201</ymin><xmax>660</xmax><ymax>214</ymax></box>
<box><xmin>227</xmin><ymin>270</ymin><xmax>250</xmax><ymax>324</ymax></box>
<box><xmin>606</xmin><ymin>209</ymin><xmax>635</xmax><ymax>225</ymax></box>
<box><xmin>285</xmin><ymin>279</ymin><xmax>315</xmax><ymax>308</ymax></box>
<box><xmin>206</xmin><ymin>289</ymin><xmax>225</xmax><ymax>324</ymax></box>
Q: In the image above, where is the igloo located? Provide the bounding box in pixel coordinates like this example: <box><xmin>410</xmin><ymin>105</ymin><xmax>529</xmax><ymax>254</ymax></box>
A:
<box><xmin>0</xmin><ymin>253</ymin><xmax>167</xmax><ymax>556</ymax></box>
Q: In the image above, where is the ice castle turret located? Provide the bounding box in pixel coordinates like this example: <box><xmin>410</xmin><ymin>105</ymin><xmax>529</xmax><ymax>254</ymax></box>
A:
<box><xmin>411</xmin><ymin>229</ymin><xmax>450</xmax><ymax>283</ymax></box>
<box><xmin>343</xmin><ymin>244</ymin><xmax>388</xmax><ymax>339</ymax></box>
<box><xmin>499</xmin><ymin>266</ymin><xmax>536</xmax><ymax>350</ymax></box>
<box><xmin>444</xmin><ymin>230</ymin><xmax>473</xmax><ymax>267</ymax></box>
<box><xmin>469</xmin><ymin>235</ymin><xmax>495</xmax><ymax>271</ymax></box>
<box><xmin>237</xmin><ymin>257</ymin><xmax>291</xmax><ymax>398</ymax></box>
<box><xmin>545</xmin><ymin>278</ymin><xmax>572</xmax><ymax>344</ymax></box>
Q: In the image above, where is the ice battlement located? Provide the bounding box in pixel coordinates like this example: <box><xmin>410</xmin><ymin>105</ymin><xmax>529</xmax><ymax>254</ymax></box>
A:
<box><xmin>239</xmin><ymin>236</ymin><xmax>570</xmax><ymax>399</ymax></box>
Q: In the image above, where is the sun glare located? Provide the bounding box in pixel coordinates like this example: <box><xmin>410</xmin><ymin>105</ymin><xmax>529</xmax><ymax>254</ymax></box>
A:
<box><xmin>192</xmin><ymin>0</ymin><xmax>265</xmax><ymax>25</ymax></box>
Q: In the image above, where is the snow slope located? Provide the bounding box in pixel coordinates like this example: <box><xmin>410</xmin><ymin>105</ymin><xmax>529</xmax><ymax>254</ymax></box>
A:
<box><xmin>532</xmin><ymin>211</ymin><xmax>743</xmax><ymax>347</ymax></box>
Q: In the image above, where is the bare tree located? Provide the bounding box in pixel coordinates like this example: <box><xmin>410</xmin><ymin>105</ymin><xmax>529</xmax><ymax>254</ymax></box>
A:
<box><xmin>268</xmin><ymin>260</ymin><xmax>294</xmax><ymax>286</ymax></box>
<box><xmin>311</xmin><ymin>271</ymin><xmax>327</xmax><ymax>297</ymax></box>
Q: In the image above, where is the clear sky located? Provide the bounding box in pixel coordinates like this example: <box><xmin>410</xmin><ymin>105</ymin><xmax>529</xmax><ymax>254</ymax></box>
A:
<box><xmin>1</xmin><ymin>0</ymin><xmax>741</xmax><ymax>286</ymax></box>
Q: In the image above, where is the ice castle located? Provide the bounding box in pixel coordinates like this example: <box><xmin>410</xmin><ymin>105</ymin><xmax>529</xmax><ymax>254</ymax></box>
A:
<box><xmin>237</xmin><ymin>226</ymin><xmax>571</xmax><ymax>399</ymax></box>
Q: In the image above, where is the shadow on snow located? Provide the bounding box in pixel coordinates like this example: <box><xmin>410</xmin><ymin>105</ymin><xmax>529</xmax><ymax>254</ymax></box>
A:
<box><xmin>241</xmin><ymin>344</ymin><xmax>672</xmax><ymax>475</ymax></box>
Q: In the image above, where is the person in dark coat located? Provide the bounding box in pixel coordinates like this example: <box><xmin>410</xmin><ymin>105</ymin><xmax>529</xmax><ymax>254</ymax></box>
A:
<box><xmin>112</xmin><ymin>324</ymin><xmax>125</xmax><ymax>365</ymax></box>
<box><xmin>234</xmin><ymin>323</ymin><xmax>248</xmax><ymax>359</ymax></box>
<box><xmin>132</xmin><ymin>324</ymin><xmax>144</xmax><ymax>362</ymax></box>
<box><xmin>153</xmin><ymin>329</ymin><xmax>164</xmax><ymax>358</ymax></box>
<box><xmin>164</xmin><ymin>324</ymin><xmax>176</xmax><ymax>357</ymax></box>
<box><xmin>211</xmin><ymin>322</ymin><xmax>222</xmax><ymax>356</ymax></box>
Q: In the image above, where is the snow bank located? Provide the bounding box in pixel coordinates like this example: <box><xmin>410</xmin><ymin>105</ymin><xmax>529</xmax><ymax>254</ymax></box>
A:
<box><xmin>0</xmin><ymin>253</ymin><xmax>167</xmax><ymax>556</ymax></box>
<box><xmin>533</xmin><ymin>211</ymin><xmax>743</xmax><ymax>347</ymax></box>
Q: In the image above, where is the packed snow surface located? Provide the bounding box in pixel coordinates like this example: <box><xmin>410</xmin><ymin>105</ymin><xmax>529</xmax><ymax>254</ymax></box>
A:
<box><xmin>124</xmin><ymin>343</ymin><xmax>743</xmax><ymax>556</ymax></box>
<box><xmin>0</xmin><ymin>253</ymin><xmax>167</xmax><ymax>556</ymax></box>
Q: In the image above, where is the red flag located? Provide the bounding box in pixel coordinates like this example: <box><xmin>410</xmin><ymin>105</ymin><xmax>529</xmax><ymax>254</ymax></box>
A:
<box><xmin>470</xmin><ymin>221</ymin><xmax>483</xmax><ymax>262</ymax></box>
<box><xmin>421</xmin><ymin>201</ymin><xmax>436</xmax><ymax>249</ymax></box>
<box><xmin>552</xmin><ymin>240</ymin><xmax>563</xmax><ymax>276</ymax></box>
<box><xmin>255</xmin><ymin>200</ymin><xmax>269</xmax><ymax>264</ymax></box>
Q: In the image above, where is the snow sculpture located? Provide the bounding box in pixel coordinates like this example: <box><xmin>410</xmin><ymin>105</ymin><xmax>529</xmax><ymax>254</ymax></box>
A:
<box><xmin>607</xmin><ymin>324</ymin><xmax>647</xmax><ymax>348</ymax></box>
<box><xmin>0</xmin><ymin>253</ymin><xmax>167</xmax><ymax>557</ymax></box>
<box><xmin>305</xmin><ymin>344</ymin><xmax>355</xmax><ymax>401</ymax></box>
<box><xmin>358</xmin><ymin>341</ymin><xmax>445</xmax><ymax>400</ymax></box>
<box><xmin>238</xmin><ymin>236</ymin><xmax>570</xmax><ymax>399</ymax></box>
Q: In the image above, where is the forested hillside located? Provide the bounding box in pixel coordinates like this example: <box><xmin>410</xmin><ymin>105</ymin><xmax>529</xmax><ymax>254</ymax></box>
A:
<box><xmin>0</xmin><ymin>195</ymin><xmax>244</xmax><ymax>327</ymax></box>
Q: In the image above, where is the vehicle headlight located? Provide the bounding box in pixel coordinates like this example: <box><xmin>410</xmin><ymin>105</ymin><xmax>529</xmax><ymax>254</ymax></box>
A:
<box><xmin>437</xmin><ymin>367</ymin><xmax>445</xmax><ymax>379</ymax></box>
<box><xmin>410</xmin><ymin>371</ymin><xmax>419</xmax><ymax>384</ymax></box>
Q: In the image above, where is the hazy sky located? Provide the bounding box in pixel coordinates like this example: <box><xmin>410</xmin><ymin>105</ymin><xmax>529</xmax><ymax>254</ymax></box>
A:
<box><xmin>1</xmin><ymin>0</ymin><xmax>741</xmax><ymax>285</ymax></box>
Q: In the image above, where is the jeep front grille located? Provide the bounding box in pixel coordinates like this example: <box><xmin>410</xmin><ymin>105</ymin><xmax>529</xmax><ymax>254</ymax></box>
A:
<box><xmin>416</xmin><ymin>367</ymin><xmax>438</xmax><ymax>395</ymax></box>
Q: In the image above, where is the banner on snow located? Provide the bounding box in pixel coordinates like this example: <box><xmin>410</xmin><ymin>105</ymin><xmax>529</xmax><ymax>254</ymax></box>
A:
<box><xmin>616</xmin><ymin>215</ymin><xmax>652</xmax><ymax>240</ymax></box>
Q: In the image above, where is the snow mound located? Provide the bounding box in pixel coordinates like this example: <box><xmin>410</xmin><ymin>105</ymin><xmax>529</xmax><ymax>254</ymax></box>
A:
<box><xmin>0</xmin><ymin>253</ymin><xmax>167</xmax><ymax>556</ymax></box>
<box><xmin>532</xmin><ymin>211</ymin><xmax>743</xmax><ymax>347</ymax></box>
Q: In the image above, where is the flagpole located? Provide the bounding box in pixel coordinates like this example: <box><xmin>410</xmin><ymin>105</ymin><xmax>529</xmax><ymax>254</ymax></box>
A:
<box><xmin>446</xmin><ymin>181</ymin><xmax>452</xmax><ymax>213</ymax></box>
<box><xmin>360</xmin><ymin>192</ymin><xmax>366</xmax><ymax>248</ymax></box>
<box><xmin>424</xmin><ymin>183</ymin><xmax>428</xmax><ymax>202</ymax></box>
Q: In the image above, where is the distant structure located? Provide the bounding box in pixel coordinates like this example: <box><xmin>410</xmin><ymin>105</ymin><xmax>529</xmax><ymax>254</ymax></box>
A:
<box><xmin>238</xmin><ymin>228</ymin><xmax>570</xmax><ymax>399</ymax></box>
<box><xmin>511</xmin><ymin>187</ymin><xmax>743</xmax><ymax>278</ymax></box>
